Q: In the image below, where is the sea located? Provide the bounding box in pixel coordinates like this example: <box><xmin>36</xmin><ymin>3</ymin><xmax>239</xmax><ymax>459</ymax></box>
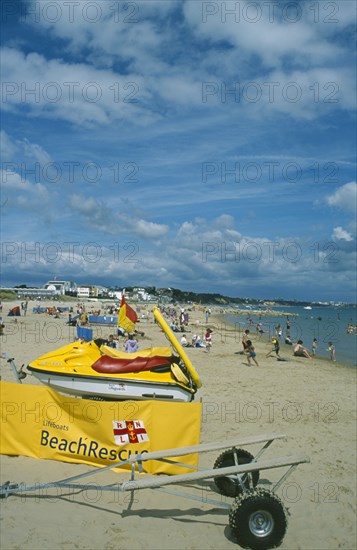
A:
<box><xmin>224</xmin><ymin>305</ymin><xmax>357</xmax><ymax>367</ymax></box>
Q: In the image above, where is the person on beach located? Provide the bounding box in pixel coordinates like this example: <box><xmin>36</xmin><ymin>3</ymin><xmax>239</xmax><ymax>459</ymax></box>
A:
<box><xmin>286</xmin><ymin>317</ymin><xmax>291</xmax><ymax>338</ymax></box>
<box><xmin>180</xmin><ymin>334</ymin><xmax>193</xmax><ymax>347</ymax></box>
<box><xmin>106</xmin><ymin>334</ymin><xmax>117</xmax><ymax>348</ymax></box>
<box><xmin>204</xmin><ymin>328</ymin><xmax>212</xmax><ymax>352</ymax></box>
<box><xmin>170</xmin><ymin>318</ymin><xmax>178</xmax><ymax>332</ymax></box>
<box><xmin>192</xmin><ymin>334</ymin><xmax>204</xmax><ymax>347</ymax></box>
<box><xmin>245</xmin><ymin>340</ymin><xmax>259</xmax><ymax>366</ymax></box>
<box><xmin>266</xmin><ymin>337</ymin><xmax>281</xmax><ymax>359</ymax></box>
<box><xmin>328</xmin><ymin>341</ymin><xmax>336</xmax><ymax>361</ymax></box>
<box><xmin>293</xmin><ymin>340</ymin><xmax>311</xmax><ymax>359</ymax></box>
<box><xmin>312</xmin><ymin>338</ymin><xmax>318</xmax><ymax>356</ymax></box>
<box><xmin>179</xmin><ymin>310</ymin><xmax>185</xmax><ymax>331</ymax></box>
<box><xmin>242</xmin><ymin>329</ymin><xmax>250</xmax><ymax>352</ymax></box>
<box><xmin>124</xmin><ymin>334</ymin><xmax>139</xmax><ymax>353</ymax></box>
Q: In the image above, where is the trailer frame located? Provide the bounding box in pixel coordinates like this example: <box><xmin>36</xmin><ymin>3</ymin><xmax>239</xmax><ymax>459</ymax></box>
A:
<box><xmin>1</xmin><ymin>432</ymin><xmax>309</xmax><ymax>549</ymax></box>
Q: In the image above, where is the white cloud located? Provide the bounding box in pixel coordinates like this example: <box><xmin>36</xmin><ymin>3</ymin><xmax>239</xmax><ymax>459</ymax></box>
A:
<box><xmin>132</xmin><ymin>219</ymin><xmax>169</xmax><ymax>239</ymax></box>
<box><xmin>1</xmin><ymin>48</ymin><xmax>155</xmax><ymax>126</ymax></box>
<box><xmin>183</xmin><ymin>0</ymin><xmax>346</xmax><ymax>69</ymax></box>
<box><xmin>0</xmin><ymin>130</ymin><xmax>19</xmax><ymax>158</ymax></box>
<box><xmin>68</xmin><ymin>193</ymin><xmax>169</xmax><ymax>238</ymax></box>
<box><xmin>23</xmin><ymin>1</ymin><xmax>175</xmax><ymax>72</ymax></box>
<box><xmin>326</xmin><ymin>182</ymin><xmax>357</xmax><ymax>213</ymax></box>
<box><xmin>332</xmin><ymin>226</ymin><xmax>353</xmax><ymax>241</ymax></box>
<box><xmin>0</xmin><ymin>169</ymin><xmax>48</xmax><ymax>198</ymax></box>
<box><xmin>0</xmin><ymin>131</ymin><xmax>53</xmax><ymax>169</ymax></box>
<box><xmin>21</xmin><ymin>138</ymin><xmax>52</xmax><ymax>166</ymax></box>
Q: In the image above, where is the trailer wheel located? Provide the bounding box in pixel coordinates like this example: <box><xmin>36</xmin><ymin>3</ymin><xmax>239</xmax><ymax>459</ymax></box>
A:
<box><xmin>229</xmin><ymin>489</ymin><xmax>287</xmax><ymax>550</ymax></box>
<box><xmin>213</xmin><ymin>448</ymin><xmax>259</xmax><ymax>497</ymax></box>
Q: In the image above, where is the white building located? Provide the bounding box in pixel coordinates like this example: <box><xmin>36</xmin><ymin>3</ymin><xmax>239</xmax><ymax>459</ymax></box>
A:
<box><xmin>133</xmin><ymin>288</ymin><xmax>153</xmax><ymax>301</ymax></box>
<box><xmin>77</xmin><ymin>286</ymin><xmax>90</xmax><ymax>298</ymax></box>
<box><xmin>44</xmin><ymin>280</ymin><xmax>77</xmax><ymax>295</ymax></box>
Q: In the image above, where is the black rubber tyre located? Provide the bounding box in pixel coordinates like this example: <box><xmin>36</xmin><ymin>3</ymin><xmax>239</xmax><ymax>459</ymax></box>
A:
<box><xmin>229</xmin><ymin>489</ymin><xmax>288</xmax><ymax>550</ymax></box>
<box><xmin>213</xmin><ymin>448</ymin><xmax>259</xmax><ymax>497</ymax></box>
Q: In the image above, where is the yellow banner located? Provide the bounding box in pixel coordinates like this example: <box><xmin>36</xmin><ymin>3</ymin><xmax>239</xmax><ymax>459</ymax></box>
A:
<box><xmin>0</xmin><ymin>382</ymin><xmax>201</xmax><ymax>474</ymax></box>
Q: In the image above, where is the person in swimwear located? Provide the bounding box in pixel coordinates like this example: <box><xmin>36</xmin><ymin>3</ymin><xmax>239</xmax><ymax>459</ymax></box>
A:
<box><xmin>245</xmin><ymin>340</ymin><xmax>259</xmax><ymax>367</ymax></box>
<box><xmin>293</xmin><ymin>340</ymin><xmax>311</xmax><ymax>359</ymax></box>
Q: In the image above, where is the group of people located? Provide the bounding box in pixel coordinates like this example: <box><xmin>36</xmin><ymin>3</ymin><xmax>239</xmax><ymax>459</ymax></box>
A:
<box><xmin>292</xmin><ymin>340</ymin><xmax>336</xmax><ymax>361</ymax></box>
<box><xmin>241</xmin><ymin>326</ymin><xmax>337</xmax><ymax>364</ymax></box>
<box><xmin>160</xmin><ymin>307</ymin><xmax>190</xmax><ymax>333</ymax></box>
<box><xmin>105</xmin><ymin>332</ymin><xmax>139</xmax><ymax>353</ymax></box>
<box><xmin>180</xmin><ymin>328</ymin><xmax>213</xmax><ymax>352</ymax></box>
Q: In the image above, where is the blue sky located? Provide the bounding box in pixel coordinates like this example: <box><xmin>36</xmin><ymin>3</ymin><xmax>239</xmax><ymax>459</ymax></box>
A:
<box><xmin>1</xmin><ymin>0</ymin><xmax>356</xmax><ymax>302</ymax></box>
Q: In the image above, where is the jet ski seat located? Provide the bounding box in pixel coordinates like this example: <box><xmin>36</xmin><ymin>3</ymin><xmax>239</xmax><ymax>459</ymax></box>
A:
<box><xmin>91</xmin><ymin>355</ymin><xmax>175</xmax><ymax>374</ymax></box>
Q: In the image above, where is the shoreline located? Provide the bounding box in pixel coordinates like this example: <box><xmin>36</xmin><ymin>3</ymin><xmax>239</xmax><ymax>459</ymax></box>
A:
<box><xmin>213</xmin><ymin>311</ymin><xmax>355</xmax><ymax>371</ymax></box>
<box><xmin>183</xmin><ymin>307</ymin><xmax>355</xmax><ymax>370</ymax></box>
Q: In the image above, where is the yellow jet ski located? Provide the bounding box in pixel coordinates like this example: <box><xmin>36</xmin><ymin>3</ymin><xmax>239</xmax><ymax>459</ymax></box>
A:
<box><xmin>27</xmin><ymin>308</ymin><xmax>202</xmax><ymax>402</ymax></box>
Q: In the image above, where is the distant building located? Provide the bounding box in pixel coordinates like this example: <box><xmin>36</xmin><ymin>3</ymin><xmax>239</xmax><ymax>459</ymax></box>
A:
<box><xmin>44</xmin><ymin>280</ymin><xmax>77</xmax><ymax>295</ymax></box>
<box><xmin>77</xmin><ymin>286</ymin><xmax>90</xmax><ymax>299</ymax></box>
<box><xmin>108</xmin><ymin>290</ymin><xmax>123</xmax><ymax>300</ymax></box>
<box><xmin>96</xmin><ymin>286</ymin><xmax>109</xmax><ymax>297</ymax></box>
<box><xmin>15</xmin><ymin>288</ymin><xmax>59</xmax><ymax>299</ymax></box>
<box><xmin>133</xmin><ymin>287</ymin><xmax>153</xmax><ymax>301</ymax></box>
<box><xmin>77</xmin><ymin>285</ymin><xmax>109</xmax><ymax>298</ymax></box>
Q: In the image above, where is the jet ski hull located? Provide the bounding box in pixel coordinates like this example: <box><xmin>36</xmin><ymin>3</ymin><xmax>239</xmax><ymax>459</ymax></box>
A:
<box><xmin>27</xmin><ymin>367</ymin><xmax>194</xmax><ymax>401</ymax></box>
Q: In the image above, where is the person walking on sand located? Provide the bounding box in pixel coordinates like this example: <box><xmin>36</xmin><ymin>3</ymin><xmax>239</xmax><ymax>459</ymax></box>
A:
<box><xmin>328</xmin><ymin>341</ymin><xmax>336</xmax><ymax>361</ymax></box>
<box><xmin>266</xmin><ymin>337</ymin><xmax>281</xmax><ymax>359</ymax></box>
<box><xmin>245</xmin><ymin>340</ymin><xmax>259</xmax><ymax>367</ymax></box>
<box><xmin>242</xmin><ymin>329</ymin><xmax>250</xmax><ymax>353</ymax></box>
<box><xmin>204</xmin><ymin>328</ymin><xmax>212</xmax><ymax>352</ymax></box>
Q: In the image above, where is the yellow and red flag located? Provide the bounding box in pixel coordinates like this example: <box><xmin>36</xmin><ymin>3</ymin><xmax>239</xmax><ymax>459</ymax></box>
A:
<box><xmin>118</xmin><ymin>294</ymin><xmax>137</xmax><ymax>332</ymax></box>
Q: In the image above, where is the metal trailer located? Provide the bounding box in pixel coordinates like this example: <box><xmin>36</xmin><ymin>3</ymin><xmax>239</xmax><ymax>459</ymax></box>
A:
<box><xmin>1</xmin><ymin>432</ymin><xmax>309</xmax><ymax>550</ymax></box>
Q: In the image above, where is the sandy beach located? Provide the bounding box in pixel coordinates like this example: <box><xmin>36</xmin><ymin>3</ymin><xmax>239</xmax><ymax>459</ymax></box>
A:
<box><xmin>0</xmin><ymin>300</ymin><xmax>356</xmax><ymax>550</ymax></box>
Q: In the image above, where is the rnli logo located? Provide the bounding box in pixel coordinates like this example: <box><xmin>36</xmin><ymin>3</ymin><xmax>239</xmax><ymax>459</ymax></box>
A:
<box><xmin>112</xmin><ymin>420</ymin><xmax>149</xmax><ymax>446</ymax></box>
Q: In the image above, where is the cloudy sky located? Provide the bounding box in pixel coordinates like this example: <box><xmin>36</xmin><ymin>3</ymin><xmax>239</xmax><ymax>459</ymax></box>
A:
<box><xmin>1</xmin><ymin>0</ymin><xmax>356</xmax><ymax>302</ymax></box>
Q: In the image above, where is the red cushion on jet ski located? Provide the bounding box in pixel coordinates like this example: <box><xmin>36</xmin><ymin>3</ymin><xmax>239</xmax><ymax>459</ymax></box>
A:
<box><xmin>91</xmin><ymin>355</ymin><xmax>173</xmax><ymax>374</ymax></box>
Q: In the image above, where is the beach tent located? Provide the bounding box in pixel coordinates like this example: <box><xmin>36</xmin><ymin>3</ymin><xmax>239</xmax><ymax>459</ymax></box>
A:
<box><xmin>8</xmin><ymin>306</ymin><xmax>20</xmax><ymax>317</ymax></box>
